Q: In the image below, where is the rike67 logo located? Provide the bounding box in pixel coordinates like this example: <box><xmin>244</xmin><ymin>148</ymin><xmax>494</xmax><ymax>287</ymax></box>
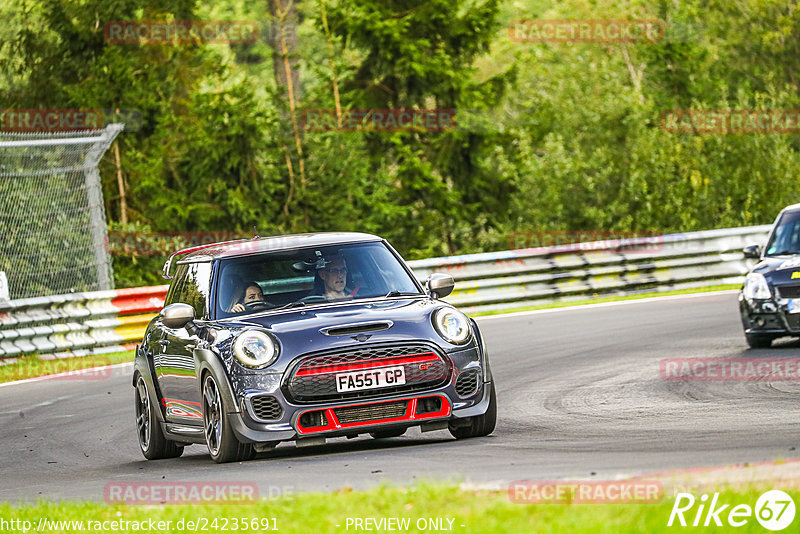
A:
<box><xmin>668</xmin><ymin>490</ymin><xmax>796</xmax><ymax>531</ymax></box>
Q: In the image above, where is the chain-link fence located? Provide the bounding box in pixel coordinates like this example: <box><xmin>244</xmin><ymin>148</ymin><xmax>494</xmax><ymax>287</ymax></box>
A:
<box><xmin>0</xmin><ymin>124</ymin><xmax>122</xmax><ymax>299</ymax></box>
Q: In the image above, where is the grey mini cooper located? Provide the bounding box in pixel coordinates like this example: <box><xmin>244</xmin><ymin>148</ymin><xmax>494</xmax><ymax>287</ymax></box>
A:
<box><xmin>134</xmin><ymin>233</ymin><xmax>496</xmax><ymax>462</ymax></box>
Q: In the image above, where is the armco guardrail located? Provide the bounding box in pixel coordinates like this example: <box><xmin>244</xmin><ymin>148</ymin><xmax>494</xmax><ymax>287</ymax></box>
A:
<box><xmin>0</xmin><ymin>286</ymin><xmax>167</xmax><ymax>361</ymax></box>
<box><xmin>0</xmin><ymin>225</ymin><xmax>772</xmax><ymax>360</ymax></box>
<box><xmin>409</xmin><ymin>225</ymin><xmax>772</xmax><ymax>314</ymax></box>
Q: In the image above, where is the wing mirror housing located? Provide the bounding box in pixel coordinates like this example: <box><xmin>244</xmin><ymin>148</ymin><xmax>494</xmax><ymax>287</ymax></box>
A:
<box><xmin>743</xmin><ymin>245</ymin><xmax>762</xmax><ymax>259</ymax></box>
<box><xmin>161</xmin><ymin>303</ymin><xmax>196</xmax><ymax>330</ymax></box>
<box><xmin>426</xmin><ymin>273</ymin><xmax>455</xmax><ymax>299</ymax></box>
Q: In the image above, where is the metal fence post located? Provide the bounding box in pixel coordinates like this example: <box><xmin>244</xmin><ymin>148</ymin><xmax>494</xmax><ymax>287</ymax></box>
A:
<box><xmin>83</xmin><ymin>124</ymin><xmax>124</xmax><ymax>290</ymax></box>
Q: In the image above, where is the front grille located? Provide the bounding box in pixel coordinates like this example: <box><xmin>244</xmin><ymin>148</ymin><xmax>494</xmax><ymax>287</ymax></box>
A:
<box><xmin>285</xmin><ymin>343</ymin><xmax>450</xmax><ymax>403</ymax></box>
<box><xmin>787</xmin><ymin>314</ymin><xmax>800</xmax><ymax>331</ymax></box>
<box><xmin>334</xmin><ymin>400</ymin><xmax>408</xmax><ymax>424</ymax></box>
<box><xmin>778</xmin><ymin>285</ymin><xmax>800</xmax><ymax>299</ymax></box>
<box><xmin>455</xmin><ymin>370</ymin><xmax>481</xmax><ymax>397</ymax></box>
<box><xmin>250</xmin><ymin>395</ymin><xmax>283</xmax><ymax>421</ymax></box>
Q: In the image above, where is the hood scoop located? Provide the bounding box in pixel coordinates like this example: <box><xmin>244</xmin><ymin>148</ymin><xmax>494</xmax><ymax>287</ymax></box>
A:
<box><xmin>320</xmin><ymin>321</ymin><xmax>394</xmax><ymax>337</ymax></box>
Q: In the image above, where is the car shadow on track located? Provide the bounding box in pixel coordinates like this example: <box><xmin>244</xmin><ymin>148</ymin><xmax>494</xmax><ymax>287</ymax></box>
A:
<box><xmin>156</xmin><ymin>432</ymin><xmax>491</xmax><ymax>465</ymax></box>
<box><xmin>743</xmin><ymin>336</ymin><xmax>800</xmax><ymax>354</ymax></box>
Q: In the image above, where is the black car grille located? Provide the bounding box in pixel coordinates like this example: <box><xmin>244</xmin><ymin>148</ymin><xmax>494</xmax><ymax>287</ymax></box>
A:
<box><xmin>285</xmin><ymin>343</ymin><xmax>451</xmax><ymax>403</ymax></box>
<box><xmin>334</xmin><ymin>400</ymin><xmax>408</xmax><ymax>424</ymax></box>
<box><xmin>778</xmin><ymin>285</ymin><xmax>800</xmax><ymax>299</ymax></box>
<box><xmin>787</xmin><ymin>314</ymin><xmax>800</xmax><ymax>331</ymax></box>
<box><xmin>455</xmin><ymin>369</ymin><xmax>481</xmax><ymax>397</ymax></box>
<box><xmin>250</xmin><ymin>395</ymin><xmax>283</xmax><ymax>421</ymax></box>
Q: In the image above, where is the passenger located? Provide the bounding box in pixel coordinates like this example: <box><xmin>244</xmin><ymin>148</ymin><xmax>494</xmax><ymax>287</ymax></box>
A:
<box><xmin>231</xmin><ymin>282</ymin><xmax>269</xmax><ymax>312</ymax></box>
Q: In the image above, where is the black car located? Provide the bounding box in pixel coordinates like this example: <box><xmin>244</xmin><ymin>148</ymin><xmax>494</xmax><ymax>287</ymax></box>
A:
<box><xmin>740</xmin><ymin>203</ymin><xmax>800</xmax><ymax>348</ymax></box>
<box><xmin>133</xmin><ymin>233</ymin><xmax>496</xmax><ymax>462</ymax></box>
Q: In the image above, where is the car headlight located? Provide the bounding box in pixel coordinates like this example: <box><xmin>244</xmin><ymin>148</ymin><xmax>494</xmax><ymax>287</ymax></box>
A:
<box><xmin>433</xmin><ymin>308</ymin><xmax>471</xmax><ymax>345</ymax></box>
<box><xmin>743</xmin><ymin>273</ymin><xmax>772</xmax><ymax>300</ymax></box>
<box><xmin>233</xmin><ymin>330</ymin><xmax>278</xmax><ymax>368</ymax></box>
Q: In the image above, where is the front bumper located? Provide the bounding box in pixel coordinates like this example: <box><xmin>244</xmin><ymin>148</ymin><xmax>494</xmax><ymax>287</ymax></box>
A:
<box><xmin>226</xmin><ymin>342</ymin><xmax>487</xmax><ymax>443</ymax></box>
<box><xmin>739</xmin><ymin>293</ymin><xmax>800</xmax><ymax>336</ymax></box>
<box><xmin>228</xmin><ymin>381</ymin><xmax>493</xmax><ymax>444</ymax></box>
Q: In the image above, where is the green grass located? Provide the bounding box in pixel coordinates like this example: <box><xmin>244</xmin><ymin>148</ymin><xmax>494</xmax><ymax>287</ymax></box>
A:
<box><xmin>0</xmin><ymin>350</ymin><xmax>134</xmax><ymax>384</ymax></box>
<box><xmin>470</xmin><ymin>284</ymin><xmax>740</xmax><ymax>317</ymax></box>
<box><xmin>0</xmin><ymin>482</ymin><xmax>794</xmax><ymax>533</ymax></box>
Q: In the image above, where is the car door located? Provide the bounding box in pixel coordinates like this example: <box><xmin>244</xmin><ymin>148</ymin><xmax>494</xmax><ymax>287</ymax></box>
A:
<box><xmin>154</xmin><ymin>262</ymin><xmax>212</xmax><ymax>425</ymax></box>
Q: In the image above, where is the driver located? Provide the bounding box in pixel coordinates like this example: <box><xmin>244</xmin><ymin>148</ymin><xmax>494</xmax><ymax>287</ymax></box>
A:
<box><xmin>231</xmin><ymin>282</ymin><xmax>269</xmax><ymax>313</ymax></box>
<box><xmin>318</xmin><ymin>256</ymin><xmax>349</xmax><ymax>300</ymax></box>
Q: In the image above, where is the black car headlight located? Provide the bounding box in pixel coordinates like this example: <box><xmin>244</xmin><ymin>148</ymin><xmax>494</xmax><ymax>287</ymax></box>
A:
<box><xmin>233</xmin><ymin>330</ymin><xmax>278</xmax><ymax>369</ymax></box>
<box><xmin>433</xmin><ymin>307</ymin><xmax>472</xmax><ymax>345</ymax></box>
<box><xmin>743</xmin><ymin>273</ymin><xmax>771</xmax><ymax>300</ymax></box>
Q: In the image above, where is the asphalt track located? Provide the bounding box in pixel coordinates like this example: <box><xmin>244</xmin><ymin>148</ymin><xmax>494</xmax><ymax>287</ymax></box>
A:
<box><xmin>2</xmin><ymin>291</ymin><xmax>800</xmax><ymax>503</ymax></box>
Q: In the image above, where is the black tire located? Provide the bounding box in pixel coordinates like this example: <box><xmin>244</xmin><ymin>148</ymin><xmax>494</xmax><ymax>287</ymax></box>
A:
<box><xmin>369</xmin><ymin>428</ymin><xmax>406</xmax><ymax>439</ymax></box>
<box><xmin>448</xmin><ymin>382</ymin><xmax>497</xmax><ymax>439</ymax></box>
<box><xmin>135</xmin><ymin>374</ymin><xmax>184</xmax><ymax>460</ymax></box>
<box><xmin>746</xmin><ymin>333</ymin><xmax>773</xmax><ymax>349</ymax></box>
<box><xmin>202</xmin><ymin>373</ymin><xmax>255</xmax><ymax>463</ymax></box>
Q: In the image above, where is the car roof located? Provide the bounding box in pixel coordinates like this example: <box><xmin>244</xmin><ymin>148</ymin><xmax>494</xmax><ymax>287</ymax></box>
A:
<box><xmin>176</xmin><ymin>232</ymin><xmax>383</xmax><ymax>264</ymax></box>
<box><xmin>781</xmin><ymin>203</ymin><xmax>800</xmax><ymax>214</ymax></box>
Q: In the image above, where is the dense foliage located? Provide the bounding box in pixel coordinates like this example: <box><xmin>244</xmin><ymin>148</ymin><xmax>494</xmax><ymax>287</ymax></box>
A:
<box><xmin>2</xmin><ymin>0</ymin><xmax>799</xmax><ymax>287</ymax></box>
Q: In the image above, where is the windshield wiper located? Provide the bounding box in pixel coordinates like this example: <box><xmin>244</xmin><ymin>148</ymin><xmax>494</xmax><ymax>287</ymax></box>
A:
<box><xmin>384</xmin><ymin>290</ymin><xmax>421</xmax><ymax>298</ymax></box>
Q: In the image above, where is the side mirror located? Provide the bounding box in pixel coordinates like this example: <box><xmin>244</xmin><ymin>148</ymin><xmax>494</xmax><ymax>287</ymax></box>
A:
<box><xmin>743</xmin><ymin>245</ymin><xmax>762</xmax><ymax>259</ymax></box>
<box><xmin>426</xmin><ymin>273</ymin><xmax>455</xmax><ymax>299</ymax></box>
<box><xmin>161</xmin><ymin>303</ymin><xmax>195</xmax><ymax>329</ymax></box>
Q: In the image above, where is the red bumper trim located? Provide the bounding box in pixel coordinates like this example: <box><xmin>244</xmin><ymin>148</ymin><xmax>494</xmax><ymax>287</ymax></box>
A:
<box><xmin>295</xmin><ymin>394</ymin><xmax>451</xmax><ymax>435</ymax></box>
<box><xmin>294</xmin><ymin>352</ymin><xmax>440</xmax><ymax>377</ymax></box>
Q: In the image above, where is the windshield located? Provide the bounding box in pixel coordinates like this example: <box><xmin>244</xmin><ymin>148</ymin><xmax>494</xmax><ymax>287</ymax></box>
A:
<box><xmin>215</xmin><ymin>242</ymin><xmax>421</xmax><ymax>318</ymax></box>
<box><xmin>765</xmin><ymin>210</ymin><xmax>800</xmax><ymax>256</ymax></box>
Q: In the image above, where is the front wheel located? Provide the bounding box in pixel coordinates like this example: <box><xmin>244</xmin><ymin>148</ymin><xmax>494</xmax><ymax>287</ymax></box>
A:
<box><xmin>202</xmin><ymin>373</ymin><xmax>255</xmax><ymax>463</ymax></box>
<box><xmin>135</xmin><ymin>375</ymin><xmax>183</xmax><ymax>460</ymax></box>
<box><xmin>448</xmin><ymin>382</ymin><xmax>497</xmax><ymax>439</ymax></box>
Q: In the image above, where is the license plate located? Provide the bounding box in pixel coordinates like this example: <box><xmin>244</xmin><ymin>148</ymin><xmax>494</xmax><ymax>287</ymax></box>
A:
<box><xmin>790</xmin><ymin>299</ymin><xmax>800</xmax><ymax>314</ymax></box>
<box><xmin>335</xmin><ymin>366</ymin><xmax>406</xmax><ymax>392</ymax></box>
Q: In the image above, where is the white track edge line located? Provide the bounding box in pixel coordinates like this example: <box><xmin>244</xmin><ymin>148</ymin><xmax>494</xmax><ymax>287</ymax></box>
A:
<box><xmin>474</xmin><ymin>290</ymin><xmax>739</xmax><ymax>322</ymax></box>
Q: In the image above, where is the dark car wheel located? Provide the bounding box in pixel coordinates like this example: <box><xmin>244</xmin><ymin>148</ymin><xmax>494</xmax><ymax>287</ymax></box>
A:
<box><xmin>202</xmin><ymin>373</ymin><xmax>255</xmax><ymax>463</ymax></box>
<box><xmin>745</xmin><ymin>333</ymin><xmax>773</xmax><ymax>349</ymax></box>
<box><xmin>370</xmin><ymin>428</ymin><xmax>406</xmax><ymax>439</ymax></box>
<box><xmin>135</xmin><ymin>375</ymin><xmax>184</xmax><ymax>460</ymax></box>
<box><xmin>448</xmin><ymin>382</ymin><xmax>497</xmax><ymax>439</ymax></box>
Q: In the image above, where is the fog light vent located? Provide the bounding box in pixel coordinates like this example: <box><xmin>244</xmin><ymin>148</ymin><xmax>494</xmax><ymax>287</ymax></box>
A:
<box><xmin>455</xmin><ymin>370</ymin><xmax>481</xmax><ymax>398</ymax></box>
<box><xmin>415</xmin><ymin>396</ymin><xmax>442</xmax><ymax>415</ymax></box>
